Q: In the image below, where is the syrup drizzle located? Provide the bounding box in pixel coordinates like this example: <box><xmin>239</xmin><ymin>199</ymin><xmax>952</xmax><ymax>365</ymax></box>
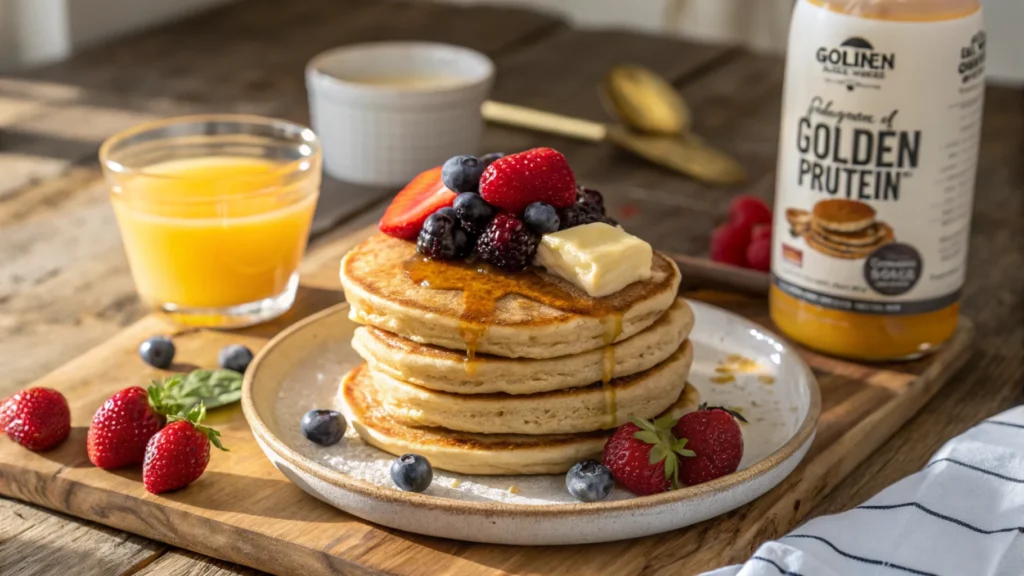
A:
<box><xmin>403</xmin><ymin>255</ymin><xmax>625</xmax><ymax>421</ymax></box>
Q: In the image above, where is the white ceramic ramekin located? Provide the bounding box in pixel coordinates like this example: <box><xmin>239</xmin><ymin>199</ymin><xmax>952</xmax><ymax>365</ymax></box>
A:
<box><xmin>306</xmin><ymin>42</ymin><xmax>495</xmax><ymax>187</ymax></box>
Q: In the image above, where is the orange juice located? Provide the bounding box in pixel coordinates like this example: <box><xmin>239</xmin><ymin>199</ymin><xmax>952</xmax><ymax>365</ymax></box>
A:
<box><xmin>111</xmin><ymin>156</ymin><xmax>318</xmax><ymax>316</ymax></box>
<box><xmin>770</xmin><ymin>0</ymin><xmax>984</xmax><ymax>360</ymax></box>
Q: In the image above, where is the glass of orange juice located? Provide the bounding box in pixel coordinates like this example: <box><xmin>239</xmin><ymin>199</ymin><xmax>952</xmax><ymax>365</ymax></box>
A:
<box><xmin>100</xmin><ymin>115</ymin><xmax>321</xmax><ymax>328</ymax></box>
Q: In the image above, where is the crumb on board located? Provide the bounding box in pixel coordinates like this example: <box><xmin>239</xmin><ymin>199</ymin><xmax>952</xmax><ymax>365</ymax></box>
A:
<box><xmin>711</xmin><ymin>374</ymin><xmax>736</xmax><ymax>384</ymax></box>
<box><xmin>450</xmin><ymin>479</ymin><xmax>461</xmax><ymax>488</ymax></box>
<box><xmin>715</xmin><ymin>366</ymin><xmax>733</xmax><ymax>374</ymax></box>
<box><xmin>508</xmin><ymin>485</ymin><xmax>520</xmax><ymax>495</ymax></box>
<box><xmin>725</xmin><ymin>354</ymin><xmax>743</xmax><ymax>363</ymax></box>
<box><xmin>758</xmin><ymin>375</ymin><xmax>776</xmax><ymax>384</ymax></box>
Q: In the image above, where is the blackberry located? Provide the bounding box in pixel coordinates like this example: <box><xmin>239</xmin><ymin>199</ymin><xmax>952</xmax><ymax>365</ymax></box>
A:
<box><xmin>453</xmin><ymin>227</ymin><xmax>475</xmax><ymax>259</ymax></box>
<box><xmin>578</xmin><ymin>187</ymin><xmax>605</xmax><ymax>212</ymax></box>
<box><xmin>476</xmin><ymin>213</ymin><xmax>539</xmax><ymax>271</ymax></box>
<box><xmin>417</xmin><ymin>211</ymin><xmax>459</xmax><ymax>260</ymax></box>
<box><xmin>479</xmin><ymin>152</ymin><xmax>505</xmax><ymax>168</ymax></box>
<box><xmin>557</xmin><ymin>203</ymin><xmax>605</xmax><ymax>230</ymax></box>
<box><xmin>453</xmin><ymin>192</ymin><xmax>497</xmax><ymax>234</ymax></box>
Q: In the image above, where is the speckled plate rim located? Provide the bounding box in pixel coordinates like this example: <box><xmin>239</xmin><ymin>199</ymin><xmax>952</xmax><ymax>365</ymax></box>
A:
<box><xmin>242</xmin><ymin>300</ymin><xmax>821</xmax><ymax>518</ymax></box>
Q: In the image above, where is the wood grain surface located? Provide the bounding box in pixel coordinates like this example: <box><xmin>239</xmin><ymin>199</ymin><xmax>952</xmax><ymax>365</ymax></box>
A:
<box><xmin>0</xmin><ymin>0</ymin><xmax>1021</xmax><ymax>574</ymax></box>
<box><xmin>0</xmin><ymin>223</ymin><xmax>973</xmax><ymax>576</ymax></box>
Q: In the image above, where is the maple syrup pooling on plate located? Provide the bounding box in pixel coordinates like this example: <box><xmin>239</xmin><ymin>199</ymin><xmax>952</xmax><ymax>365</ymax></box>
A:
<box><xmin>403</xmin><ymin>255</ymin><xmax>623</xmax><ymax>424</ymax></box>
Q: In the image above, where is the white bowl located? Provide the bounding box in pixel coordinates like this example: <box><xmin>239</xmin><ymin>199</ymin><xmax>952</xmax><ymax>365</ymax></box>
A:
<box><xmin>242</xmin><ymin>300</ymin><xmax>821</xmax><ymax>545</ymax></box>
<box><xmin>306</xmin><ymin>42</ymin><xmax>494</xmax><ymax>187</ymax></box>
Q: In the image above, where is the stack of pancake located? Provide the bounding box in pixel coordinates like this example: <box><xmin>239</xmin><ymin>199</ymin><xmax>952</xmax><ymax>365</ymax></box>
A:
<box><xmin>338</xmin><ymin>234</ymin><xmax>699</xmax><ymax>475</ymax></box>
<box><xmin>787</xmin><ymin>199</ymin><xmax>894</xmax><ymax>259</ymax></box>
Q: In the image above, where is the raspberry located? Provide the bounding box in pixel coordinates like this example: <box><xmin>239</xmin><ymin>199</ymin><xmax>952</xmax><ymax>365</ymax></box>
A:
<box><xmin>746</xmin><ymin>235</ymin><xmax>771</xmax><ymax>271</ymax></box>
<box><xmin>476</xmin><ymin>213</ymin><xmax>538</xmax><ymax>271</ymax></box>
<box><xmin>751</xmin><ymin>223</ymin><xmax>773</xmax><ymax>242</ymax></box>
<box><xmin>709</xmin><ymin>223</ymin><xmax>750</xmax><ymax>267</ymax></box>
<box><xmin>728</xmin><ymin>195</ymin><xmax>772</xmax><ymax>232</ymax></box>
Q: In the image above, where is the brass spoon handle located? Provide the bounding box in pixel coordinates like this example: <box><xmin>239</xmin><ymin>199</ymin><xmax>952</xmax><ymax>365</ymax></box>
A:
<box><xmin>481</xmin><ymin>101</ymin><xmax>608</xmax><ymax>143</ymax></box>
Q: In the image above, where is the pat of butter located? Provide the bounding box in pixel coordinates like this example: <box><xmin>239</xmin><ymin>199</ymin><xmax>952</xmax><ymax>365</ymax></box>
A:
<box><xmin>535</xmin><ymin>222</ymin><xmax>653</xmax><ymax>297</ymax></box>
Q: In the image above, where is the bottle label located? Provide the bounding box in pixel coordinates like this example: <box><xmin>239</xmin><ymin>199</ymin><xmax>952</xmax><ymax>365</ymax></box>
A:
<box><xmin>772</xmin><ymin>1</ymin><xmax>985</xmax><ymax>315</ymax></box>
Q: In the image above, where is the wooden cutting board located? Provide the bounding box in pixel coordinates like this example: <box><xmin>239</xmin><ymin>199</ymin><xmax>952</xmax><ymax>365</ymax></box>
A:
<box><xmin>0</xmin><ymin>226</ymin><xmax>972</xmax><ymax>576</ymax></box>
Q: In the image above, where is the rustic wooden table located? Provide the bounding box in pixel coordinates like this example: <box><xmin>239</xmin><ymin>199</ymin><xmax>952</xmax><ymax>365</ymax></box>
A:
<box><xmin>0</xmin><ymin>1</ymin><xmax>1021</xmax><ymax>574</ymax></box>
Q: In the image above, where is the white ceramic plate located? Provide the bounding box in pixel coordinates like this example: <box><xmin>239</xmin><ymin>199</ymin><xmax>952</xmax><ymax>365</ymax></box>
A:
<box><xmin>242</xmin><ymin>300</ymin><xmax>819</xmax><ymax>545</ymax></box>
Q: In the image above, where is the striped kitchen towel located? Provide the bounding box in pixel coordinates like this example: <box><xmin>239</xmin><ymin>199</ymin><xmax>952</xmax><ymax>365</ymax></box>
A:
<box><xmin>703</xmin><ymin>405</ymin><xmax>1024</xmax><ymax>576</ymax></box>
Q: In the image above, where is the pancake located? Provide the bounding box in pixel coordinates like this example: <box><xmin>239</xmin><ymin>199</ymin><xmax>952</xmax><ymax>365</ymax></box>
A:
<box><xmin>805</xmin><ymin>223</ymin><xmax>894</xmax><ymax>259</ymax></box>
<box><xmin>340</xmin><ymin>234</ymin><xmax>681</xmax><ymax>359</ymax></box>
<box><xmin>786</xmin><ymin>208</ymin><xmax>812</xmax><ymax>236</ymax></box>
<box><xmin>810</xmin><ymin>220</ymin><xmax>884</xmax><ymax>246</ymax></box>
<box><xmin>368</xmin><ymin>339</ymin><xmax>694</xmax><ymax>435</ymax></box>
<box><xmin>340</xmin><ymin>363</ymin><xmax>701</xmax><ymax>475</ymax></box>
<box><xmin>353</xmin><ymin>298</ymin><xmax>694</xmax><ymax>395</ymax></box>
<box><xmin>812</xmin><ymin>199</ymin><xmax>876</xmax><ymax>233</ymax></box>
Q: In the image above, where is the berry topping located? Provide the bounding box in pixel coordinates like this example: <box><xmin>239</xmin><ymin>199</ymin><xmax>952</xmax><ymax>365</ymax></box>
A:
<box><xmin>453</xmin><ymin>227</ymin><xmax>474</xmax><ymax>258</ymax></box>
<box><xmin>218</xmin><ymin>344</ymin><xmax>254</xmax><ymax>374</ymax></box>
<box><xmin>380</xmin><ymin>166</ymin><xmax>457</xmax><ymax>240</ymax></box>
<box><xmin>390</xmin><ymin>453</ymin><xmax>433</xmax><ymax>492</ymax></box>
<box><xmin>476</xmin><ymin>212</ymin><xmax>539</xmax><ymax>271</ymax></box>
<box><xmin>558</xmin><ymin>203</ymin><xmax>608</xmax><ymax>230</ymax></box>
<box><xmin>566</xmin><ymin>459</ymin><xmax>615</xmax><ymax>502</ymax></box>
<box><xmin>453</xmin><ymin>191</ymin><xmax>497</xmax><ymax>234</ymax></box>
<box><xmin>442</xmin><ymin>155</ymin><xmax>487</xmax><ymax>193</ymax></box>
<box><xmin>673</xmin><ymin>405</ymin><xmax>745</xmax><ymax>486</ymax></box>
<box><xmin>523</xmin><ymin>202</ymin><xmax>560</xmax><ymax>235</ymax></box>
<box><xmin>729</xmin><ymin>195</ymin><xmax>772</xmax><ymax>232</ymax></box>
<box><xmin>479</xmin><ymin>147</ymin><xmax>577</xmax><ymax>214</ymax></box>
<box><xmin>601</xmin><ymin>416</ymin><xmax>695</xmax><ymax>496</ymax></box>
<box><xmin>301</xmin><ymin>409</ymin><xmax>346</xmax><ymax>446</ymax></box>
<box><xmin>139</xmin><ymin>336</ymin><xmax>175</xmax><ymax>369</ymax></box>
<box><xmin>1</xmin><ymin>388</ymin><xmax>70</xmax><ymax>451</ymax></box>
<box><xmin>578</xmin><ymin>187</ymin><xmax>605</xmax><ymax>211</ymax></box>
<box><xmin>709</xmin><ymin>223</ymin><xmax>751</xmax><ymax>267</ymax></box>
<box><xmin>142</xmin><ymin>402</ymin><xmax>226</xmax><ymax>494</ymax></box>
<box><xmin>746</xmin><ymin>234</ymin><xmax>771</xmax><ymax>272</ymax></box>
<box><xmin>417</xmin><ymin>209</ymin><xmax>462</xmax><ymax>260</ymax></box>
<box><xmin>479</xmin><ymin>152</ymin><xmax>505</xmax><ymax>167</ymax></box>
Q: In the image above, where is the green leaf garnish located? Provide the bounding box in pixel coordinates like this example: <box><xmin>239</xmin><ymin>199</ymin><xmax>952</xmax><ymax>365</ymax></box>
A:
<box><xmin>149</xmin><ymin>369</ymin><xmax>243</xmax><ymax>415</ymax></box>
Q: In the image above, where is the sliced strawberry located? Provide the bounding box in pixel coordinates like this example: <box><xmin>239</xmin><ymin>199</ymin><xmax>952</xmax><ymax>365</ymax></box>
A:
<box><xmin>479</xmin><ymin>148</ymin><xmax>576</xmax><ymax>214</ymax></box>
<box><xmin>379</xmin><ymin>166</ymin><xmax>457</xmax><ymax>240</ymax></box>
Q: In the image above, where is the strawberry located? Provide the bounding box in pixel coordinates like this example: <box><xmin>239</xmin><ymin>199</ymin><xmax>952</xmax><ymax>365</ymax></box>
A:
<box><xmin>379</xmin><ymin>166</ymin><xmax>457</xmax><ymax>240</ymax></box>
<box><xmin>479</xmin><ymin>148</ymin><xmax>576</xmax><ymax>214</ymax></box>
<box><xmin>709</xmin><ymin>222</ymin><xmax>750</xmax><ymax>267</ymax></box>
<box><xmin>1</xmin><ymin>388</ymin><xmax>71</xmax><ymax>451</ymax></box>
<box><xmin>751</xmin><ymin>223</ymin><xmax>773</xmax><ymax>242</ymax></box>
<box><xmin>746</xmin><ymin>235</ymin><xmax>771</xmax><ymax>272</ymax></box>
<box><xmin>601</xmin><ymin>416</ymin><xmax>695</xmax><ymax>496</ymax></box>
<box><xmin>673</xmin><ymin>405</ymin><xmax>746</xmax><ymax>486</ymax></box>
<box><xmin>142</xmin><ymin>403</ymin><xmax>226</xmax><ymax>494</ymax></box>
<box><xmin>728</xmin><ymin>195</ymin><xmax>772</xmax><ymax>232</ymax></box>
<box><xmin>87</xmin><ymin>383</ymin><xmax>175</xmax><ymax>469</ymax></box>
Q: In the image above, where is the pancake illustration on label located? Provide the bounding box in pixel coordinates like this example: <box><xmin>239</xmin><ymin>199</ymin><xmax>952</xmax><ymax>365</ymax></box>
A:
<box><xmin>785</xmin><ymin>199</ymin><xmax>895</xmax><ymax>260</ymax></box>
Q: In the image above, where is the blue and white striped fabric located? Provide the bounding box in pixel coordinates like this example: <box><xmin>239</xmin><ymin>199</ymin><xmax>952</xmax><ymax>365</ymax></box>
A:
<box><xmin>704</xmin><ymin>406</ymin><xmax>1024</xmax><ymax>576</ymax></box>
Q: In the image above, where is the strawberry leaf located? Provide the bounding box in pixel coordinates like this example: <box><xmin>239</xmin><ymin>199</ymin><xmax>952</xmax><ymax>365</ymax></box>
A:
<box><xmin>653</xmin><ymin>413</ymin><xmax>678</xmax><ymax>431</ymax></box>
<box><xmin>673</xmin><ymin>438</ymin><xmax>697</xmax><ymax>458</ymax></box>
<box><xmin>168</xmin><ymin>401</ymin><xmax>228</xmax><ymax>452</ymax></box>
<box><xmin>633</xmin><ymin>430</ymin><xmax>662</xmax><ymax>445</ymax></box>
<box><xmin>630</xmin><ymin>416</ymin><xmax>659</xmax><ymax>434</ymax></box>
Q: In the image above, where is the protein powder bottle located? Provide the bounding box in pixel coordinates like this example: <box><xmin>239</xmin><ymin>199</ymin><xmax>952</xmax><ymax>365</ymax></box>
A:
<box><xmin>770</xmin><ymin>0</ymin><xmax>985</xmax><ymax>360</ymax></box>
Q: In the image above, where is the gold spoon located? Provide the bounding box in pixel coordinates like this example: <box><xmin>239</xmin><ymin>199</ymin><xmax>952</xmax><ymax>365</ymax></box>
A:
<box><xmin>481</xmin><ymin>101</ymin><xmax>746</xmax><ymax>186</ymax></box>
<box><xmin>602</xmin><ymin>64</ymin><xmax>692</xmax><ymax>136</ymax></box>
<box><xmin>602</xmin><ymin>65</ymin><xmax>746</xmax><ymax>184</ymax></box>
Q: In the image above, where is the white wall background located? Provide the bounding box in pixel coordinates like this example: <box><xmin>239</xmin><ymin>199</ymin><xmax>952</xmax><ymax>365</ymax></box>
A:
<box><xmin>0</xmin><ymin>0</ymin><xmax>1021</xmax><ymax>83</ymax></box>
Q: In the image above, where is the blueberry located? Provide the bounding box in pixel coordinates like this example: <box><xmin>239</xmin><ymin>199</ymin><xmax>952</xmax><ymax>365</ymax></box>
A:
<box><xmin>523</xmin><ymin>202</ymin><xmax>560</xmax><ymax>235</ymax></box>
<box><xmin>565</xmin><ymin>459</ymin><xmax>614</xmax><ymax>502</ymax></box>
<box><xmin>480</xmin><ymin>152</ymin><xmax>505</xmax><ymax>168</ymax></box>
<box><xmin>390</xmin><ymin>453</ymin><xmax>433</xmax><ymax>492</ymax></box>
<box><xmin>301</xmin><ymin>409</ymin><xmax>346</xmax><ymax>446</ymax></box>
<box><xmin>139</xmin><ymin>336</ymin><xmax>175</xmax><ymax>369</ymax></box>
<box><xmin>442</xmin><ymin>155</ymin><xmax>486</xmax><ymax>193</ymax></box>
<box><xmin>453</xmin><ymin>192</ymin><xmax>497</xmax><ymax>234</ymax></box>
<box><xmin>218</xmin><ymin>344</ymin><xmax>254</xmax><ymax>373</ymax></box>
